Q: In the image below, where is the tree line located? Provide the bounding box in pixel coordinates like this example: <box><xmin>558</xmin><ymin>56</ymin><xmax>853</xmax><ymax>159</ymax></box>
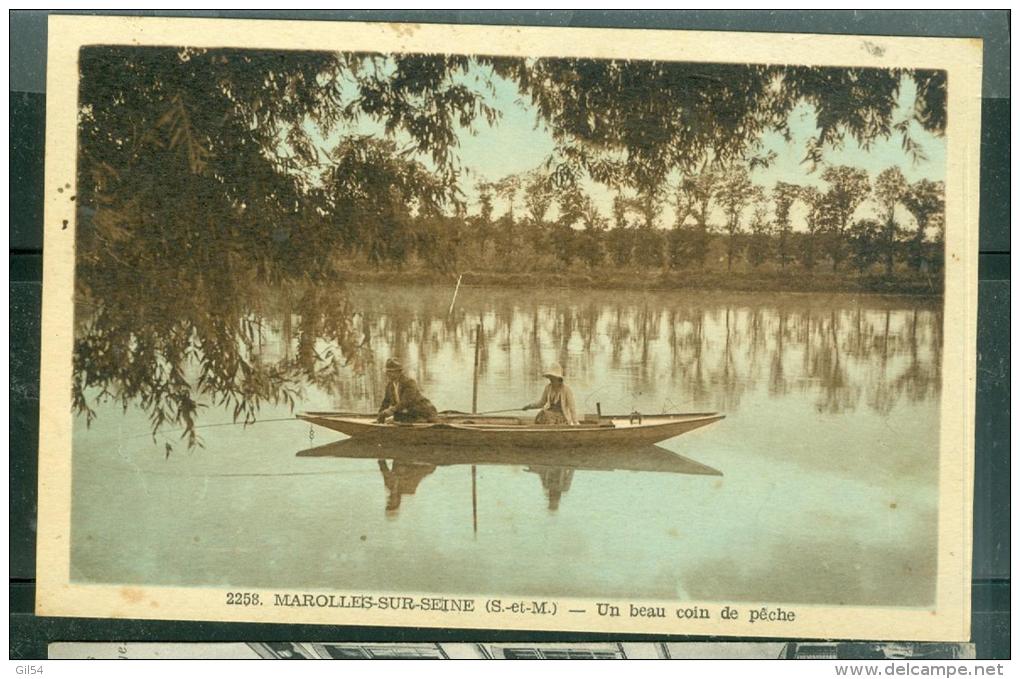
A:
<box><xmin>411</xmin><ymin>163</ymin><xmax>945</xmax><ymax>277</ymax></box>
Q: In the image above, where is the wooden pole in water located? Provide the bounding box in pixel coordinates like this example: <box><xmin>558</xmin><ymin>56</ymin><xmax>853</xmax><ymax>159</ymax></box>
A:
<box><xmin>448</xmin><ymin>273</ymin><xmax>463</xmax><ymax>316</ymax></box>
<box><xmin>472</xmin><ymin>323</ymin><xmax>482</xmax><ymax>414</ymax></box>
<box><xmin>472</xmin><ymin>464</ymin><xmax>478</xmax><ymax>536</ymax></box>
<box><xmin>471</xmin><ymin>323</ymin><xmax>481</xmax><ymax>536</ymax></box>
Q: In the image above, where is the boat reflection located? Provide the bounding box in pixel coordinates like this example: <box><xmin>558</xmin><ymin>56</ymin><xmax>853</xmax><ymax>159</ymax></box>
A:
<box><xmin>299</xmin><ymin>439</ymin><xmax>721</xmax><ymax>516</ymax></box>
<box><xmin>526</xmin><ymin>466</ymin><xmax>574</xmax><ymax>511</ymax></box>
<box><xmin>377</xmin><ymin>460</ymin><xmax>437</xmax><ymax>514</ymax></box>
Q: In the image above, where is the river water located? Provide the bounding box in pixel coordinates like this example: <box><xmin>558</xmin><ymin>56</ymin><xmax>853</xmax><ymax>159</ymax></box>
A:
<box><xmin>71</xmin><ymin>283</ymin><xmax>942</xmax><ymax>606</ymax></box>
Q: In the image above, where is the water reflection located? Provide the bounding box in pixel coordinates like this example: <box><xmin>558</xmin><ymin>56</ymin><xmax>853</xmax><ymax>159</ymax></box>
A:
<box><xmin>71</xmin><ymin>283</ymin><xmax>942</xmax><ymax>606</ymax></box>
<box><xmin>377</xmin><ymin>460</ymin><xmax>436</xmax><ymax>515</ymax></box>
<box><xmin>76</xmin><ymin>281</ymin><xmax>941</xmax><ymax>447</ymax></box>
<box><xmin>264</xmin><ymin>284</ymin><xmax>942</xmax><ymax>421</ymax></box>
<box><xmin>300</xmin><ymin>438</ymin><xmax>722</xmax><ymax>517</ymax></box>
<box><xmin>526</xmin><ymin>467</ymin><xmax>574</xmax><ymax>511</ymax></box>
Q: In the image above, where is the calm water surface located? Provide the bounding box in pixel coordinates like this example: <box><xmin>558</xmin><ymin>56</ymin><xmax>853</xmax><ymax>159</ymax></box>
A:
<box><xmin>72</xmin><ymin>283</ymin><xmax>942</xmax><ymax>606</ymax></box>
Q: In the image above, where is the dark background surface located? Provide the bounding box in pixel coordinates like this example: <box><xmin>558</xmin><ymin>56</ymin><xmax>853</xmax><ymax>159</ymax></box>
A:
<box><xmin>9</xmin><ymin>9</ymin><xmax>1010</xmax><ymax>660</ymax></box>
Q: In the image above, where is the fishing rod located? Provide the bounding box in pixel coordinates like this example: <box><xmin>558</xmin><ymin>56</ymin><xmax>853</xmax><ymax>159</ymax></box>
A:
<box><xmin>439</xmin><ymin>407</ymin><xmax>528</xmax><ymax>416</ymax></box>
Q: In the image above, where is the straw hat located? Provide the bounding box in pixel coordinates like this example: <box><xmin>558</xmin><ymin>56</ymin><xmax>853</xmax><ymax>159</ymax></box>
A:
<box><xmin>384</xmin><ymin>358</ymin><xmax>403</xmax><ymax>372</ymax></box>
<box><xmin>542</xmin><ymin>362</ymin><xmax>565</xmax><ymax>380</ymax></box>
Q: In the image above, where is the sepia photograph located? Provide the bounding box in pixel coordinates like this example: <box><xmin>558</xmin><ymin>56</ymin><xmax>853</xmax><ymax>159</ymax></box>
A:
<box><xmin>35</xmin><ymin>16</ymin><xmax>981</xmax><ymax>639</ymax></box>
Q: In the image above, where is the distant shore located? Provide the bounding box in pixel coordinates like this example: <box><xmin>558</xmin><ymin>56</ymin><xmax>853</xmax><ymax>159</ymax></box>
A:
<box><xmin>341</xmin><ymin>268</ymin><xmax>944</xmax><ymax>297</ymax></box>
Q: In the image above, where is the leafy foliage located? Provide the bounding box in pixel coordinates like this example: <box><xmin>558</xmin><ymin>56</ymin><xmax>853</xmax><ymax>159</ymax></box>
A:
<box><xmin>75</xmin><ymin>47</ymin><xmax>499</xmax><ymax>447</ymax></box>
<box><xmin>901</xmin><ymin>179</ymin><xmax>945</xmax><ymax>270</ymax></box>
<box><xmin>848</xmin><ymin>219</ymin><xmax>884</xmax><ymax>274</ymax></box>
<box><xmin>820</xmin><ymin>166</ymin><xmax>870</xmax><ymax>271</ymax></box>
<box><xmin>606</xmin><ymin>193</ymin><xmax>634</xmax><ymax>267</ymax></box>
<box><xmin>490</xmin><ymin>175</ymin><xmax>523</xmax><ymax>268</ymax></box>
<box><xmin>875</xmin><ymin>167</ymin><xmax>910</xmax><ymax>274</ymax></box>
<box><xmin>323</xmin><ymin>137</ymin><xmax>450</xmax><ymax>267</ymax></box>
<box><xmin>772</xmin><ymin>181</ymin><xmax>800</xmax><ymax>270</ymax></box>
<box><xmin>490</xmin><ymin>57</ymin><xmax>945</xmax><ymax>191</ymax></box>
<box><xmin>631</xmin><ymin>189</ymin><xmax>666</xmax><ymax>268</ymax></box>
<box><xmin>716</xmin><ymin>167</ymin><xmax>756</xmax><ymax>271</ymax></box>
<box><xmin>675</xmin><ymin>168</ymin><xmax>720</xmax><ymax>269</ymax></box>
<box><xmin>795</xmin><ymin>186</ymin><xmax>826</xmax><ymax>270</ymax></box>
<box><xmin>577</xmin><ymin>200</ymin><xmax>607</xmax><ymax>269</ymax></box>
<box><xmin>746</xmin><ymin>198</ymin><xmax>772</xmax><ymax>268</ymax></box>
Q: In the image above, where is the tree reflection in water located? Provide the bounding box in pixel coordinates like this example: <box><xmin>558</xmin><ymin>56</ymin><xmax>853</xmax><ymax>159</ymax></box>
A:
<box><xmin>337</xmin><ymin>285</ymin><xmax>941</xmax><ymax>420</ymax></box>
<box><xmin>75</xmin><ymin>282</ymin><xmax>942</xmax><ymax>449</ymax></box>
<box><xmin>74</xmin><ymin>278</ymin><xmax>369</xmax><ymax>449</ymax></box>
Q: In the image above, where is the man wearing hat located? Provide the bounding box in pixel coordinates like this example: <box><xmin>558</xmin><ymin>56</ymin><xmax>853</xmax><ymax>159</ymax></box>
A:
<box><xmin>522</xmin><ymin>362</ymin><xmax>578</xmax><ymax>425</ymax></box>
<box><xmin>376</xmin><ymin>358</ymin><xmax>439</xmax><ymax>424</ymax></box>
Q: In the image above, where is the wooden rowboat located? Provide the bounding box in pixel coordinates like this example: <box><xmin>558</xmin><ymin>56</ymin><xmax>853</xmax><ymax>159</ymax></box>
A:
<box><xmin>297</xmin><ymin>411</ymin><xmax>724</xmax><ymax>448</ymax></box>
<box><xmin>297</xmin><ymin>438</ymin><xmax>722</xmax><ymax>476</ymax></box>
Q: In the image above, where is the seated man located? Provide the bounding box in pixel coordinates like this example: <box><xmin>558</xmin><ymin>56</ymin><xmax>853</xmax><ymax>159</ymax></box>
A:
<box><xmin>376</xmin><ymin>358</ymin><xmax>439</xmax><ymax>424</ymax></box>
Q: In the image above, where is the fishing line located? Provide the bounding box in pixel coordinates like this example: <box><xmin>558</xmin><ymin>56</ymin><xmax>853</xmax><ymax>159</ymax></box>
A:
<box><xmin>83</xmin><ymin>463</ymin><xmax>378</xmax><ymax>479</ymax></box>
<box><xmin>118</xmin><ymin>416</ymin><xmax>303</xmax><ymax>442</ymax></box>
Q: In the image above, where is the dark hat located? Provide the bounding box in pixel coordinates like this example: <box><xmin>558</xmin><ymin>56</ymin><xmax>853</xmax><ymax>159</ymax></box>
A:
<box><xmin>384</xmin><ymin>358</ymin><xmax>403</xmax><ymax>372</ymax></box>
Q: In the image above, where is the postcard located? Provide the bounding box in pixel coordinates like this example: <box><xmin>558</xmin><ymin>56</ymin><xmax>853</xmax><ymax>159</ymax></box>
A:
<box><xmin>35</xmin><ymin>15</ymin><xmax>981</xmax><ymax>640</ymax></box>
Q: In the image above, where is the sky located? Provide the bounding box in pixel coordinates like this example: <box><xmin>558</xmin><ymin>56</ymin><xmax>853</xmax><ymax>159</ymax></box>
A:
<box><xmin>314</xmin><ymin>62</ymin><xmax>946</xmax><ymax>232</ymax></box>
